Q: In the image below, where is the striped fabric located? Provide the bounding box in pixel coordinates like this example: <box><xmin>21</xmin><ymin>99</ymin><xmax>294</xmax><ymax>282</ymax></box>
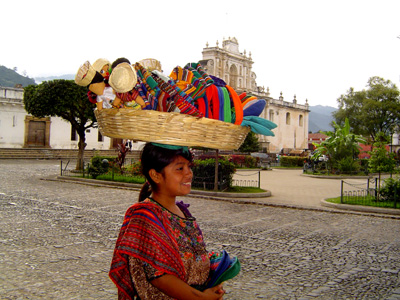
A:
<box><xmin>109</xmin><ymin>202</ymin><xmax>186</xmax><ymax>299</ymax></box>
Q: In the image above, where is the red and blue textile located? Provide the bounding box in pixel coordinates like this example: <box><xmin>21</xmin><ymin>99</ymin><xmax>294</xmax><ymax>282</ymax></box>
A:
<box><xmin>109</xmin><ymin>202</ymin><xmax>186</xmax><ymax>299</ymax></box>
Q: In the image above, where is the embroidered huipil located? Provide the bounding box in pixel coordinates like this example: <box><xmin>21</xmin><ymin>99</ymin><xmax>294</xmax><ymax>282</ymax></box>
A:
<box><xmin>110</xmin><ymin>199</ymin><xmax>209</xmax><ymax>300</ymax></box>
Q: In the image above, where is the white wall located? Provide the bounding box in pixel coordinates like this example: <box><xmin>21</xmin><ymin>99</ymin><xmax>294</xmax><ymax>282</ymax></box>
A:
<box><xmin>48</xmin><ymin>117</ymin><xmax>112</xmax><ymax>150</ymax></box>
<box><xmin>0</xmin><ymin>103</ymin><xmax>26</xmax><ymax>148</ymax></box>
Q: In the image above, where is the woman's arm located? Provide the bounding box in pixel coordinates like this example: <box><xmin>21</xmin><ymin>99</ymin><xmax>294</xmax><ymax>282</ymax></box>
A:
<box><xmin>151</xmin><ymin>274</ymin><xmax>225</xmax><ymax>300</ymax></box>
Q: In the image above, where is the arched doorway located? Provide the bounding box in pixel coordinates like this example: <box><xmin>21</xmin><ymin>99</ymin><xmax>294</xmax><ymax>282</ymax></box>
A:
<box><xmin>229</xmin><ymin>64</ymin><xmax>238</xmax><ymax>89</ymax></box>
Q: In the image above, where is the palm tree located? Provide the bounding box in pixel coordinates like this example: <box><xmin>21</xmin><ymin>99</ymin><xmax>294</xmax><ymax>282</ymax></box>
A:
<box><xmin>312</xmin><ymin>118</ymin><xmax>366</xmax><ymax>174</ymax></box>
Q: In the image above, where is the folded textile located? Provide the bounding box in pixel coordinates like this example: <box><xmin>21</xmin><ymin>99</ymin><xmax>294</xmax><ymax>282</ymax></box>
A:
<box><xmin>206</xmin><ymin>250</ymin><xmax>241</xmax><ymax>288</ymax></box>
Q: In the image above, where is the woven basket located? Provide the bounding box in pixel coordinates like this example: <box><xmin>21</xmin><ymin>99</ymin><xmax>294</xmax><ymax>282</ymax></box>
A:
<box><xmin>94</xmin><ymin>109</ymin><xmax>250</xmax><ymax>150</ymax></box>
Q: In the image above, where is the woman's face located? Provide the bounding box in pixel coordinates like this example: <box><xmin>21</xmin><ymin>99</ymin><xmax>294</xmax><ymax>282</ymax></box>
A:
<box><xmin>158</xmin><ymin>155</ymin><xmax>193</xmax><ymax>197</ymax></box>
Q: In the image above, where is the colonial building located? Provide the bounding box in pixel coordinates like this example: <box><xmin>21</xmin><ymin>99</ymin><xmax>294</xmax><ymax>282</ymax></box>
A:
<box><xmin>0</xmin><ymin>86</ymin><xmax>120</xmax><ymax>149</ymax></box>
<box><xmin>200</xmin><ymin>37</ymin><xmax>310</xmax><ymax>154</ymax></box>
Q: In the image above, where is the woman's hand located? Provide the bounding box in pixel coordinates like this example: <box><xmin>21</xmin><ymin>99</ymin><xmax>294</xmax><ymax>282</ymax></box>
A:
<box><xmin>151</xmin><ymin>274</ymin><xmax>225</xmax><ymax>300</ymax></box>
<box><xmin>202</xmin><ymin>284</ymin><xmax>225</xmax><ymax>299</ymax></box>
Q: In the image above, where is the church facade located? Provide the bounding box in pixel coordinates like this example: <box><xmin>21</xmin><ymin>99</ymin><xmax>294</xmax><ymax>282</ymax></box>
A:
<box><xmin>200</xmin><ymin>37</ymin><xmax>310</xmax><ymax>154</ymax></box>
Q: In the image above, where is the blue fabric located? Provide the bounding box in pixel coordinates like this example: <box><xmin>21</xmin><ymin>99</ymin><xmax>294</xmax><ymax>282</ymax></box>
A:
<box><xmin>243</xmin><ymin>99</ymin><xmax>267</xmax><ymax>117</ymax></box>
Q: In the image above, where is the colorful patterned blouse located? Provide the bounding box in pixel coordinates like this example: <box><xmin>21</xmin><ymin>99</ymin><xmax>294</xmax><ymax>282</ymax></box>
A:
<box><xmin>110</xmin><ymin>198</ymin><xmax>210</xmax><ymax>300</ymax></box>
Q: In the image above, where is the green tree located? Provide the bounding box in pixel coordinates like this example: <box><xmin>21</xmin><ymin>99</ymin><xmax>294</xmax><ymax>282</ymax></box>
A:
<box><xmin>312</xmin><ymin>118</ymin><xmax>366</xmax><ymax>173</ymax></box>
<box><xmin>239</xmin><ymin>131</ymin><xmax>260</xmax><ymax>153</ymax></box>
<box><xmin>24</xmin><ymin>80</ymin><xmax>96</xmax><ymax>170</ymax></box>
<box><xmin>333</xmin><ymin>76</ymin><xmax>400</xmax><ymax>142</ymax></box>
<box><xmin>368</xmin><ymin>132</ymin><xmax>397</xmax><ymax>196</ymax></box>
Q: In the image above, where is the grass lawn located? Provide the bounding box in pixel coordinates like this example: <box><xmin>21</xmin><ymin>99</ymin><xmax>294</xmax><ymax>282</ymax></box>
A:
<box><xmin>224</xmin><ymin>186</ymin><xmax>266</xmax><ymax>193</ymax></box>
<box><xmin>326</xmin><ymin>196</ymin><xmax>399</xmax><ymax>209</ymax></box>
<box><xmin>95</xmin><ymin>174</ymin><xmax>146</xmax><ymax>184</ymax></box>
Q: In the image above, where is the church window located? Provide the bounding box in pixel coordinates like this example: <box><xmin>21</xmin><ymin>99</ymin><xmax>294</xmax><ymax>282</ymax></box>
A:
<box><xmin>286</xmin><ymin>112</ymin><xmax>291</xmax><ymax>125</ymax></box>
<box><xmin>299</xmin><ymin>115</ymin><xmax>304</xmax><ymax>127</ymax></box>
<box><xmin>269</xmin><ymin>110</ymin><xmax>274</xmax><ymax>122</ymax></box>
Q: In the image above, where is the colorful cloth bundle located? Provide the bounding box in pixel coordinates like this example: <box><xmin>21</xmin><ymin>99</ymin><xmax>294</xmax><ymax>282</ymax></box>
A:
<box><xmin>78</xmin><ymin>57</ymin><xmax>278</xmax><ymax>137</ymax></box>
<box><xmin>206</xmin><ymin>250</ymin><xmax>241</xmax><ymax>288</ymax></box>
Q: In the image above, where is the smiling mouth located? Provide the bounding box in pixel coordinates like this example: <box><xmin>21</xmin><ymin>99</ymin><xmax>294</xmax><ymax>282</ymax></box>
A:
<box><xmin>182</xmin><ymin>182</ymin><xmax>192</xmax><ymax>186</ymax></box>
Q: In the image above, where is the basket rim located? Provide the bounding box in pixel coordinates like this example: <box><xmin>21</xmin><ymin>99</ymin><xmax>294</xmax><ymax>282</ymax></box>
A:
<box><xmin>94</xmin><ymin>108</ymin><xmax>249</xmax><ymax>150</ymax></box>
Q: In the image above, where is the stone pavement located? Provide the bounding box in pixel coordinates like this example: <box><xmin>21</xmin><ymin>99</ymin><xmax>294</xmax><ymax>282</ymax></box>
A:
<box><xmin>1</xmin><ymin>160</ymin><xmax>400</xmax><ymax>299</ymax></box>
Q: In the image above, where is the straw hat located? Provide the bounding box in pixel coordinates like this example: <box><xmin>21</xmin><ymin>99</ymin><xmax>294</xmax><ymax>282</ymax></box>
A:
<box><xmin>92</xmin><ymin>58</ymin><xmax>110</xmax><ymax>73</ymax></box>
<box><xmin>74</xmin><ymin>61</ymin><xmax>96</xmax><ymax>86</ymax></box>
<box><xmin>138</xmin><ymin>58</ymin><xmax>162</xmax><ymax>72</ymax></box>
<box><xmin>109</xmin><ymin>62</ymin><xmax>137</xmax><ymax>93</ymax></box>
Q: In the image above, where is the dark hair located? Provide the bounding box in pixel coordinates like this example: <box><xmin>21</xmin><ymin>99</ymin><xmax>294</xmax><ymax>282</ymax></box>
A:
<box><xmin>111</xmin><ymin>57</ymin><xmax>131</xmax><ymax>69</ymax></box>
<box><xmin>138</xmin><ymin>143</ymin><xmax>193</xmax><ymax>202</ymax></box>
<box><xmin>90</xmin><ymin>71</ymin><xmax>105</xmax><ymax>85</ymax></box>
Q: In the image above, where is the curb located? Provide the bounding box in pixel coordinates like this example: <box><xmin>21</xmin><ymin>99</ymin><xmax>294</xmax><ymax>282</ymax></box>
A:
<box><xmin>45</xmin><ymin>176</ymin><xmax>400</xmax><ymax>219</ymax></box>
<box><xmin>321</xmin><ymin>199</ymin><xmax>400</xmax><ymax>217</ymax></box>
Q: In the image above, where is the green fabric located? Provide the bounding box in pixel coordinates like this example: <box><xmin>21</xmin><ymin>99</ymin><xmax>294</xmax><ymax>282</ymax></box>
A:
<box><xmin>151</xmin><ymin>143</ymin><xmax>189</xmax><ymax>155</ymax></box>
<box><xmin>222</xmin><ymin>87</ymin><xmax>231</xmax><ymax>123</ymax></box>
<box><xmin>146</xmin><ymin>76</ymin><xmax>158</xmax><ymax>90</ymax></box>
<box><xmin>243</xmin><ymin>116</ymin><xmax>277</xmax><ymax>130</ymax></box>
<box><xmin>241</xmin><ymin>119</ymin><xmax>275</xmax><ymax>136</ymax></box>
<box><xmin>213</xmin><ymin>257</ymin><xmax>241</xmax><ymax>286</ymax></box>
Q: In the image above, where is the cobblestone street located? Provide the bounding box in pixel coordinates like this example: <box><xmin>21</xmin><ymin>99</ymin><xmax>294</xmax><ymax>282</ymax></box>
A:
<box><xmin>0</xmin><ymin>160</ymin><xmax>400</xmax><ymax>299</ymax></box>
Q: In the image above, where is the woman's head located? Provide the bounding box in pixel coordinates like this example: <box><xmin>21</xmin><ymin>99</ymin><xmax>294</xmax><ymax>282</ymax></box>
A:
<box><xmin>138</xmin><ymin>143</ymin><xmax>193</xmax><ymax>202</ymax></box>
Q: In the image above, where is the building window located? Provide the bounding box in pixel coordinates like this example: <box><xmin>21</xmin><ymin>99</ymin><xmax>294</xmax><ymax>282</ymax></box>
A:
<box><xmin>71</xmin><ymin>127</ymin><xmax>77</xmax><ymax>141</ymax></box>
<box><xmin>299</xmin><ymin>115</ymin><xmax>304</xmax><ymax>127</ymax></box>
<box><xmin>269</xmin><ymin>110</ymin><xmax>274</xmax><ymax>122</ymax></box>
<box><xmin>98</xmin><ymin>131</ymin><xmax>103</xmax><ymax>142</ymax></box>
<box><xmin>286</xmin><ymin>112</ymin><xmax>291</xmax><ymax>125</ymax></box>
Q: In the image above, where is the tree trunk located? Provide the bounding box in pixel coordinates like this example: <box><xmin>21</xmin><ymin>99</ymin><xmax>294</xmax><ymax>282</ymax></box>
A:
<box><xmin>214</xmin><ymin>149</ymin><xmax>219</xmax><ymax>191</ymax></box>
<box><xmin>76</xmin><ymin>130</ymin><xmax>87</xmax><ymax>170</ymax></box>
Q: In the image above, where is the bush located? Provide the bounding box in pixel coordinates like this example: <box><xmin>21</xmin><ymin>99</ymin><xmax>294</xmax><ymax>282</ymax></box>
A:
<box><xmin>380</xmin><ymin>177</ymin><xmax>400</xmax><ymax>201</ymax></box>
<box><xmin>280</xmin><ymin>156</ymin><xmax>304</xmax><ymax>167</ymax></box>
<box><xmin>124</xmin><ymin>161</ymin><xmax>142</xmax><ymax>176</ymax></box>
<box><xmin>229</xmin><ymin>155</ymin><xmax>259</xmax><ymax>168</ymax></box>
<box><xmin>192</xmin><ymin>158</ymin><xmax>236</xmax><ymax>190</ymax></box>
<box><xmin>337</xmin><ymin>157</ymin><xmax>361</xmax><ymax>174</ymax></box>
<box><xmin>88</xmin><ymin>156</ymin><xmax>115</xmax><ymax>179</ymax></box>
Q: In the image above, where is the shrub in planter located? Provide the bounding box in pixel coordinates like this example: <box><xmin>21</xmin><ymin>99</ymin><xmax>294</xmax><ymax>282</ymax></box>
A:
<box><xmin>230</xmin><ymin>155</ymin><xmax>259</xmax><ymax>168</ymax></box>
<box><xmin>380</xmin><ymin>177</ymin><xmax>400</xmax><ymax>201</ymax></box>
<box><xmin>280</xmin><ymin>156</ymin><xmax>304</xmax><ymax>167</ymax></box>
<box><xmin>192</xmin><ymin>158</ymin><xmax>236</xmax><ymax>190</ymax></box>
<box><xmin>337</xmin><ymin>157</ymin><xmax>361</xmax><ymax>174</ymax></box>
<box><xmin>124</xmin><ymin>161</ymin><xmax>142</xmax><ymax>177</ymax></box>
<box><xmin>88</xmin><ymin>156</ymin><xmax>115</xmax><ymax>179</ymax></box>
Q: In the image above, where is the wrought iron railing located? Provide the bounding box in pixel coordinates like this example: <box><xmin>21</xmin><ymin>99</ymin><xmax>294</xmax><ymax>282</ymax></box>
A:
<box><xmin>340</xmin><ymin>178</ymin><xmax>398</xmax><ymax>208</ymax></box>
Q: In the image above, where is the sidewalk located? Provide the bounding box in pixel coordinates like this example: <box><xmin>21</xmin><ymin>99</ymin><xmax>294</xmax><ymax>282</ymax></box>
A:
<box><xmin>232</xmin><ymin>168</ymin><xmax>400</xmax><ymax>217</ymax></box>
<box><xmin>54</xmin><ymin>167</ymin><xmax>400</xmax><ymax>218</ymax></box>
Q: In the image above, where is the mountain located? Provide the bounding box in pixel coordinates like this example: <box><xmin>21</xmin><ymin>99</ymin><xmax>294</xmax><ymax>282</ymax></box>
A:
<box><xmin>34</xmin><ymin>74</ymin><xmax>75</xmax><ymax>84</ymax></box>
<box><xmin>0</xmin><ymin>65</ymin><xmax>36</xmax><ymax>87</ymax></box>
<box><xmin>308</xmin><ymin>105</ymin><xmax>337</xmax><ymax>133</ymax></box>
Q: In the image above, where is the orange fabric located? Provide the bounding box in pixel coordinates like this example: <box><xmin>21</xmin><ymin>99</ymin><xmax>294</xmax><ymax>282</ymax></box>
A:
<box><xmin>241</xmin><ymin>96</ymin><xmax>257</xmax><ymax>108</ymax></box>
<box><xmin>226</xmin><ymin>85</ymin><xmax>243</xmax><ymax>125</ymax></box>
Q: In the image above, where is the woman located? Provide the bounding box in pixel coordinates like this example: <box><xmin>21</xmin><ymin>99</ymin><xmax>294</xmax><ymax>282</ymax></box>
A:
<box><xmin>109</xmin><ymin>143</ymin><xmax>225</xmax><ymax>299</ymax></box>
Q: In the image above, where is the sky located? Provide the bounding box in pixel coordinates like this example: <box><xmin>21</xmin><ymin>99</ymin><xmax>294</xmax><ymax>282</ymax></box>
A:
<box><xmin>2</xmin><ymin>0</ymin><xmax>400</xmax><ymax>108</ymax></box>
